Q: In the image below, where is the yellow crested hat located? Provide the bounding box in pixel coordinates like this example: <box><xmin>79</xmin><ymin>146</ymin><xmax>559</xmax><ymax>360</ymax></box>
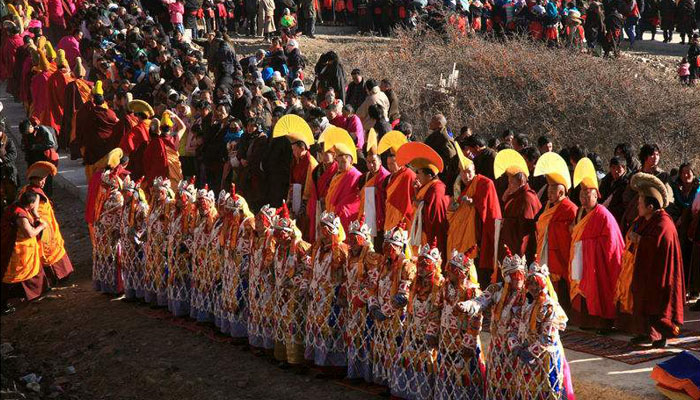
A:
<box><xmin>573</xmin><ymin>157</ymin><xmax>598</xmax><ymax>190</ymax></box>
<box><xmin>128</xmin><ymin>99</ymin><xmax>154</xmax><ymax>118</ymax></box>
<box><xmin>27</xmin><ymin>161</ymin><xmax>57</xmax><ymax>179</ymax></box>
<box><xmin>56</xmin><ymin>49</ymin><xmax>68</xmax><ymax>68</ymax></box>
<box><xmin>455</xmin><ymin>142</ymin><xmax>473</xmax><ymax>171</ymax></box>
<box><xmin>323</xmin><ymin>127</ymin><xmax>357</xmax><ymax>163</ymax></box>
<box><xmin>161</xmin><ymin>111</ymin><xmax>174</xmax><ymax>128</ymax></box>
<box><xmin>396</xmin><ymin>142</ymin><xmax>444</xmax><ymax>175</ymax></box>
<box><xmin>273</xmin><ymin>114</ymin><xmax>314</xmax><ymax>147</ymax></box>
<box><xmin>37</xmin><ymin>49</ymin><xmax>50</xmax><ymax>72</ymax></box>
<box><xmin>365</xmin><ymin>128</ymin><xmax>378</xmax><ymax>156</ymax></box>
<box><xmin>494</xmin><ymin>149</ymin><xmax>529</xmax><ymax>179</ymax></box>
<box><xmin>92</xmin><ymin>80</ymin><xmax>104</xmax><ymax>96</ymax></box>
<box><xmin>377</xmin><ymin>130</ymin><xmax>407</xmax><ymax>155</ymax></box>
<box><xmin>73</xmin><ymin>56</ymin><xmax>86</xmax><ymax>77</ymax></box>
<box><xmin>534</xmin><ymin>152</ymin><xmax>571</xmax><ymax>190</ymax></box>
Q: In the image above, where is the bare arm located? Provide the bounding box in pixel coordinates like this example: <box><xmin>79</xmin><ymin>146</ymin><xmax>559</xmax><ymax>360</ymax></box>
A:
<box><xmin>18</xmin><ymin>217</ymin><xmax>46</xmax><ymax>238</ymax></box>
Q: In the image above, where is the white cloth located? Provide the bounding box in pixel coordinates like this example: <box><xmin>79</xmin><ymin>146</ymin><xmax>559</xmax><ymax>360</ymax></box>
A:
<box><xmin>409</xmin><ymin>201</ymin><xmax>424</xmax><ymax>247</ymax></box>
<box><xmin>363</xmin><ymin>187</ymin><xmax>377</xmax><ymax>237</ymax></box>
<box><xmin>571</xmin><ymin>241</ymin><xmax>583</xmax><ymax>281</ymax></box>
<box><xmin>291</xmin><ymin>184</ymin><xmax>302</xmax><ymax>214</ymax></box>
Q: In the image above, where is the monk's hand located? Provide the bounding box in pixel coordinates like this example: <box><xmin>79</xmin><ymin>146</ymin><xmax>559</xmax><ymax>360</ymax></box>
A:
<box><xmin>461</xmin><ymin>195</ymin><xmax>473</xmax><ymax>205</ymax></box>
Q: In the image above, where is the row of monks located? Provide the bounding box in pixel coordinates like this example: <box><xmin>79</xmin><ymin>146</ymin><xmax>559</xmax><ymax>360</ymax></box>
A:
<box><xmin>84</xmin><ymin>115</ymin><xmax>684</xmax><ymax>399</ymax></box>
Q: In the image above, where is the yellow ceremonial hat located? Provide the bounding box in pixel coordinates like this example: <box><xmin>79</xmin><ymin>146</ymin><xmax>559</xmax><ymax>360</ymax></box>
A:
<box><xmin>38</xmin><ymin>37</ymin><xmax>56</xmax><ymax>60</ymax></box>
<box><xmin>161</xmin><ymin>111</ymin><xmax>174</xmax><ymax>128</ymax></box>
<box><xmin>73</xmin><ymin>57</ymin><xmax>86</xmax><ymax>78</ymax></box>
<box><xmin>56</xmin><ymin>49</ymin><xmax>68</xmax><ymax>68</ymax></box>
<box><xmin>573</xmin><ymin>157</ymin><xmax>598</xmax><ymax>190</ymax></box>
<box><xmin>320</xmin><ymin>125</ymin><xmax>348</xmax><ymax>148</ymax></box>
<box><xmin>377</xmin><ymin>130</ymin><xmax>408</xmax><ymax>155</ymax></box>
<box><xmin>494</xmin><ymin>149</ymin><xmax>529</xmax><ymax>179</ymax></box>
<box><xmin>534</xmin><ymin>152</ymin><xmax>571</xmax><ymax>190</ymax></box>
<box><xmin>396</xmin><ymin>142</ymin><xmax>444</xmax><ymax>175</ymax></box>
<box><xmin>27</xmin><ymin>161</ymin><xmax>57</xmax><ymax>179</ymax></box>
<box><xmin>92</xmin><ymin>80</ymin><xmax>104</xmax><ymax>96</ymax></box>
<box><xmin>37</xmin><ymin>49</ymin><xmax>50</xmax><ymax>72</ymax></box>
<box><xmin>106</xmin><ymin>148</ymin><xmax>124</xmax><ymax>169</ymax></box>
<box><xmin>455</xmin><ymin>142</ymin><xmax>473</xmax><ymax>171</ymax></box>
<box><xmin>128</xmin><ymin>99</ymin><xmax>154</xmax><ymax>118</ymax></box>
<box><xmin>323</xmin><ymin>127</ymin><xmax>357</xmax><ymax>163</ymax></box>
<box><xmin>365</xmin><ymin>128</ymin><xmax>378</xmax><ymax>156</ymax></box>
<box><xmin>273</xmin><ymin>114</ymin><xmax>314</xmax><ymax>147</ymax></box>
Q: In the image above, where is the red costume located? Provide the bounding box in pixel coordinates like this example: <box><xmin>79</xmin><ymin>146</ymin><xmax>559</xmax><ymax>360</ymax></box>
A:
<box><xmin>383</xmin><ymin>166</ymin><xmax>416</xmax><ymax>231</ymax></box>
<box><xmin>498</xmin><ymin>184</ymin><xmax>542</xmax><ymax>268</ymax></box>
<box><xmin>119</xmin><ymin>120</ymin><xmax>150</xmax><ymax>180</ymax></box>
<box><xmin>413</xmin><ymin>178</ymin><xmax>450</xmax><ymax>256</ymax></box>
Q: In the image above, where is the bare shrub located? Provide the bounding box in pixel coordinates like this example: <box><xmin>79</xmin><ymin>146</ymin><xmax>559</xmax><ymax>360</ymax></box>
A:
<box><xmin>319</xmin><ymin>27</ymin><xmax>700</xmax><ymax>169</ymax></box>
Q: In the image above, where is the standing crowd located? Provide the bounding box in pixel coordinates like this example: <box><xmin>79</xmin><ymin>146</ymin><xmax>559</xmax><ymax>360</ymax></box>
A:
<box><xmin>0</xmin><ymin>0</ymin><xmax>697</xmax><ymax>399</ymax></box>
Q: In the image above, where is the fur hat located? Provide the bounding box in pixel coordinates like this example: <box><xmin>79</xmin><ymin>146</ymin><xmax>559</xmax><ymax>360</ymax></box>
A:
<box><xmin>630</xmin><ymin>172</ymin><xmax>670</xmax><ymax>208</ymax></box>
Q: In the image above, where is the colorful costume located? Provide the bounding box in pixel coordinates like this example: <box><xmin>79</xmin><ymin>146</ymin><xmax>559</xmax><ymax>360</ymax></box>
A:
<box><xmin>166</xmin><ymin>179</ymin><xmax>197</xmax><ymax>316</ymax></box>
<box><xmin>368</xmin><ymin>223</ymin><xmax>416</xmax><ymax>386</ymax></box>
<box><xmin>119</xmin><ymin>177</ymin><xmax>149</xmax><ymax>300</ymax></box>
<box><xmin>189</xmin><ymin>186</ymin><xmax>219</xmax><ymax>322</ymax></box>
<box><xmin>248</xmin><ymin>205</ymin><xmax>277</xmax><ymax>350</ymax></box>
<box><xmin>92</xmin><ymin>169</ymin><xmax>124</xmax><ymax>294</ymax></box>
<box><xmin>144</xmin><ymin>177</ymin><xmax>174</xmax><ymax>306</ymax></box>
<box><xmin>272</xmin><ymin>203</ymin><xmax>312</xmax><ymax>364</ymax></box>
<box><xmin>433</xmin><ymin>249</ymin><xmax>486</xmax><ymax>400</ymax></box>
<box><xmin>391</xmin><ymin>242</ymin><xmax>443</xmax><ymax>400</ymax></box>
<box><xmin>345</xmin><ymin>218</ymin><xmax>383</xmax><ymax>381</ymax></box>
<box><xmin>305</xmin><ymin>211</ymin><xmax>349</xmax><ymax>367</ymax></box>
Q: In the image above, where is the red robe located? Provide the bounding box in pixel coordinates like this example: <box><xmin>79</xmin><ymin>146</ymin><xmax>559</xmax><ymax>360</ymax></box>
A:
<box><xmin>75</xmin><ymin>101</ymin><xmax>119</xmax><ymax>165</ymax></box>
<box><xmin>111</xmin><ymin>109</ymin><xmax>138</xmax><ymax>151</ymax></box>
<box><xmin>62</xmin><ymin>78</ymin><xmax>93</xmax><ymax>157</ymax></box>
<box><xmin>31</xmin><ymin>71</ymin><xmax>53</xmax><ymax>126</ymax></box>
<box><xmin>0</xmin><ymin>34</ymin><xmax>24</xmax><ymax>81</ymax></box>
<box><xmin>537</xmin><ymin>197</ymin><xmax>578</xmax><ymax>280</ymax></box>
<box><xmin>142</xmin><ymin>134</ymin><xmax>182</xmax><ymax>186</ymax></box>
<box><xmin>383</xmin><ymin>167</ymin><xmax>417</xmax><ymax>231</ymax></box>
<box><xmin>46</xmin><ymin>68</ymin><xmax>73</xmax><ymax>132</ymax></box>
<box><xmin>307</xmin><ymin>162</ymin><xmax>338</xmax><ymax>241</ymax></box>
<box><xmin>570</xmin><ymin>204</ymin><xmax>624</xmax><ymax>321</ymax></box>
<box><xmin>415</xmin><ymin>179</ymin><xmax>450</xmax><ymax>257</ymax></box>
<box><xmin>119</xmin><ymin>120</ymin><xmax>150</xmax><ymax>180</ymax></box>
<box><xmin>498</xmin><ymin>184</ymin><xmax>542</xmax><ymax>265</ymax></box>
<box><xmin>325</xmin><ymin>166</ymin><xmax>362</xmax><ymax>232</ymax></box>
<box><xmin>467</xmin><ymin>175</ymin><xmax>502</xmax><ymax>272</ymax></box>
<box><xmin>630</xmin><ymin>211</ymin><xmax>685</xmax><ymax>337</ymax></box>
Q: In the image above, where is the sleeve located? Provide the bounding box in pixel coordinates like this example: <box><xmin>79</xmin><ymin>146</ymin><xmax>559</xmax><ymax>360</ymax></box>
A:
<box><xmin>462</xmin><ymin>313</ymin><xmax>483</xmax><ymax>351</ymax></box>
<box><xmin>527</xmin><ymin>304</ymin><xmax>557</xmax><ymax>358</ymax></box>
<box><xmin>2</xmin><ymin>137</ymin><xmax>18</xmax><ymax>163</ymax></box>
<box><xmin>398</xmin><ymin>259</ymin><xmax>416</xmax><ymax>297</ymax></box>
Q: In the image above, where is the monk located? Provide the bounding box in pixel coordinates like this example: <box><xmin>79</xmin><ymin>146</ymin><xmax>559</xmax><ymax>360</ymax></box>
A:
<box><xmin>620</xmin><ymin>173</ymin><xmax>684</xmax><ymax>348</ymax></box>
<box><xmin>62</xmin><ymin>57</ymin><xmax>93</xmax><ymax>159</ymax></box>
<box><xmin>569</xmin><ymin>158</ymin><xmax>624</xmax><ymax>332</ymax></box>
<box><xmin>46</xmin><ymin>49</ymin><xmax>73</xmax><ymax>138</ymax></box>
<box><xmin>18</xmin><ymin>162</ymin><xmax>73</xmax><ymax>283</ymax></box>
<box><xmin>30</xmin><ymin>50</ymin><xmax>53</xmax><ymax>127</ymax></box>
<box><xmin>142</xmin><ymin>111</ymin><xmax>185</xmax><ymax>187</ymax></box>
<box><xmin>287</xmin><ymin>128</ymin><xmax>318</xmax><ymax>242</ymax></box>
<box><xmin>1</xmin><ymin>191</ymin><xmax>49</xmax><ymax>314</ymax></box>
<box><xmin>74</xmin><ymin>81</ymin><xmax>119</xmax><ymax>181</ymax></box>
<box><xmin>0</xmin><ymin>22</ymin><xmax>24</xmax><ymax>84</ymax></box>
<box><xmin>447</xmin><ymin>149</ymin><xmax>501</xmax><ymax>288</ymax></box>
<box><xmin>119</xmin><ymin>100</ymin><xmax>153</xmax><ymax>181</ymax></box>
<box><xmin>497</xmin><ymin>167</ymin><xmax>541</xmax><ymax>272</ymax></box>
<box><xmin>358</xmin><ymin>140</ymin><xmax>389</xmax><ymax>248</ymax></box>
<box><xmin>110</xmin><ymin>91</ymin><xmax>138</xmax><ymax>150</ymax></box>
<box><xmin>307</xmin><ymin>149</ymin><xmax>338</xmax><ymax>241</ymax></box>
<box><xmin>7</xmin><ymin>35</ymin><xmax>33</xmax><ymax>100</ymax></box>
<box><xmin>534</xmin><ymin>152</ymin><xmax>578</xmax><ymax>306</ymax></box>
<box><xmin>56</xmin><ymin>28</ymin><xmax>81</xmax><ymax>68</ymax></box>
<box><xmin>325</xmin><ymin>134</ymin><xmax>362</xmax><ymax>232</ymax></box>
<box><xmin>378</xmin><ymin>131</ymin><xmax>415</xmax><ymax>232</ymax></box>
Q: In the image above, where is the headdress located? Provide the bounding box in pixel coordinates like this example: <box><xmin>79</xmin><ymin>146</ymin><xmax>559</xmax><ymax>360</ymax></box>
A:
<box><xmin>500</xmin><ymin>245</ymin><xmax>527</xmax><ymax>276</ymax></box>
<box><xmin>196</xmin><ymin>184</ymin><xmax>215</xmax><ymax>202</ymax></box>
<box><xmin>630</xmin><ymin>172</ymin><xmax>669</xmax><ymax>208</ymax></box>
<box><xmin>534</xmin><ymin>151</ymin><xmax>571</xmax><ymax>189</ymax></box>
<box><xmin>322</xmin><ymin>126</ymin><xmax>357</xmax><ymax>163</ymax></box>
<box><xmin>26</xmin><ymin>161</ymin><xmax>57</xmax><ymax>179</ymax></box>
<box><xmin>273</xmin><ymin>201</ymin><xmax>294</xmax><ymax>232</ymax></box>
<box><xmin>418</xmin><ymin>239</ymin><xmax>441</xmax><ymax>264</ymax></box>
<box><xmin>396</xmin><ymin>142</ymin><xmax>444</xmax><ymax>175</ymax></box>
<box><xmin>348</xmin><ymin>216</ymin><xmax>372</xmax><ymax>242</ymax></box>
<box><xmin>92</xmin><ymin>80</ymin><xmax>104</xmax><ymax>96</ymax></box>
<box><xmin>273</xmin><ymin>114</ymin><xmax>314</xmax><ymax>147</ymax></box>
<box><xmin>494</xmin><ymin>149</ymin><xmax>529</xmax><ymax>179</ymax></box>
<box><xmin>177</xmin><ymin>176</ymin><xmax>197</xmax><ymax>203</ymax></box>
<box><xmin>573</xmin><ymin>157</ymin><xmax>598</xmax><ymax>190</ymax></box>
<box><xmin>377</xmin><ymin>130</ymin><xmax>407</xmax><ymax>156</ymax></box>
<box><xmin>320</xmin><ymin>211</ymin><xmax>342</xmax><ymax>236</ymax></box>
<box><xmin>384</xmin><ymin>220</ymin><xmax>409</xmax><ymax>248</ymax></box>
<box><xmin>128</xmin><ymin>99</ymin><xmax>154</xmax><ymax>118</ymax></box>
<box><xmin>455</xmin><ymin>141</ymin><xmax>474</xmax><ymax>171</ymax></box>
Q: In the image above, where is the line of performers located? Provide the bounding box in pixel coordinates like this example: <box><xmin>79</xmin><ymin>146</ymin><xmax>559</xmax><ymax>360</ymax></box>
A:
<box><xmin>90</xmin><ymin>159</ymin><xmax>576</xmax><ymax>399</ymax></box>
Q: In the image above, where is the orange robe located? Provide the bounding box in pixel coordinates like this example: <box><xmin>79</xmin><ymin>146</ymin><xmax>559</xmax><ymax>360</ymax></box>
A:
<box><xmin>383</xmin><ymin>167</ymin><xmax>416</xmax><ymax>231</ymax></box>
<box><xmin>410</xmin><ymin>179</ymin><xmax>449</xmax><ymax>256</ymax></box>
<box><xmin>1</xmin><ymin>206</ymin><xmax>42</xmax><ymax>292</ymax></box>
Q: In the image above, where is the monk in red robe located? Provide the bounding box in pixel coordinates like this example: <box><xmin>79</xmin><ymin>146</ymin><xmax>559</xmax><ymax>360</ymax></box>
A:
<box><xmin>447</xmin><ymin>152</ymin><xmax>501</xmax><ymax>288</ymax></box>
<box><xmin>534</xmin><ymin>152</ymin><xmax>578</xmax><ymax>307</ymax></box>
<box><xmin>0</xmin><ymin>22</ymin><xmax>24</xmax><ymax>83</ymax></box>
<box><xmin>569</xmin><ymin>158</ymin><xmax>624</xmax><ymax>332</ymax></box>
<box><xmin>110</xmin><ymin>91</ymin><xmax>138</xmax><ymax>154</ymax></box>
<box><xmin>618</xmin><ymin>173</ymin><xmax>684</xmax><ymax>348</ymax></box>
<box><xmin>498</xmin><ymin>172</ymin><xmax>542</xmax><ymax>268</ymax></box>
<box><xmin>378</xmin><ymin>131</ymin><xmax>414</xmax><ymax>232</ymax></box>
<box><xmin>62</xmin><ymin>57</ymin><xmax>92</xmax><ymax>158</ymax></box>
<box><xmin>74</xmin><ymin>81</ymin><xmax>119</xmax><ymax>181</ymax></box>
<box><xmin>142</xmin><ymin>112</ymin><xmax>184</xmax><ymax>188</ymax></box>
<box><xmin>324</xmin><ymin>135</ymin><xmax>362</xmax><ymax>232</ymax></box>
<box><xmin>30</xmin><ymin>50</ymin><xmax>53</xmax><ymax>127</ymax></box>
<box><xmin>46</xmin><ymin>49</ymin><xmax>73</xmax><ymax>140</ymax></box>
<box><xmin>119</xmin><ymin>101</ymin><xmax>153</xmax><ymax>181</ymax></box>
<box><xmin>358</xmin><ymin>147</ymin><xmax>389</xmax><ymax>248</ymax></box>
<box><xmin>307</xmin><ymin>150</ymin><xmax>338</xmax><ymax>241</ymax></box>
<box><xmin>8</xmin><ymin>35</ymin><xmax>33</xmax><ymax>100</ymax></box>
<box><xmin>288</xmin><ymin>132</ymin><xmax>317</xmax><ymax>242</ymax></box>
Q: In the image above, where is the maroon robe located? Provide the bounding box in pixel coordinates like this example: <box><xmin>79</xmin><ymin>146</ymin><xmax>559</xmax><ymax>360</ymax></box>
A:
<box><xmin>119</xmin><ymin>120</ymin><xmax>150</xmax><ymax>180</ymax></box>
<box><xmin>418</xmin><ymin>179</ymin><xmax>450</xmax><ymax>258</ymax></box>
<box><xmin>62</xmin><ymin>78</ymin><xmax>93</xmax><ymax>157</ymax></box>
<box><xmin>75</xmin><ymin>101</ymin><xmax>119</xmax><ymax>165</ymax></box>
<box><xmin>630</xmin><ymin>210</ymin><xmax>685</xmax><ymax>340</ymax></box>
<box><xmin>498</xmin><ymin>184</ymin><xmax>542</xmax><ymax>267</ymax></box>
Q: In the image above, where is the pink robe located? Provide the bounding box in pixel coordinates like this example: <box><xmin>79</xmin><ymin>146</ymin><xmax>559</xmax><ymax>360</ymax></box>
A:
<box><xmin>326</xmin><ymin>166</ymin><xmax>362</xmax><ymax>232</ymax></box>
<box><xmin>31</xmin><ymin>71</ymin><xmax>53</xmax><ymax>126</ymax></box>
<box><xmin>0</xmin><ymin>34</ymin><xmax>24</xmax><ymax>81</ymax></box>
<box><xmin>57</xmin><ymin>35</ymin><xmax>81</xmax><ymax>68</ymax></box>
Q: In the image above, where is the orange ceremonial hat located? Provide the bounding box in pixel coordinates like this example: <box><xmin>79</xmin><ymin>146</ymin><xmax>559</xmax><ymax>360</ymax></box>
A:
<box><xmin>27</xmin><ymin>161</ymin><xmax>57</xmax><ymax>180</ymax></box>
<box><xmin>396</xmin><ymin>142</ymin><xmax>444</xmax><ymax>175</ymax></box>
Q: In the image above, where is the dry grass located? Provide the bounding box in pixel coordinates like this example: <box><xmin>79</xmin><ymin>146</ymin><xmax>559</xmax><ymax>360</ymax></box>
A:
<box><xmin>287</xmin><ymin>28</ymin><xmax>700</xmax><ymax>169</ymax></box>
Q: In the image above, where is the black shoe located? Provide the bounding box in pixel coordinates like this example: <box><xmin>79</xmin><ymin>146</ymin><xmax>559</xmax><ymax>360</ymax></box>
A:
<box><xmin>2</xmin><ymin>305</ymin><xmax>16</xmax><ymax>315</ymax></box>
<box><xmin>652</xmin><ymin>338</ymin><xmax>667</xmax><ymax>348</ymax></box>
<box><xmin>630</xmin><ymin>335</ymin><xmax>652</xmax><ymax>345</ymax></box>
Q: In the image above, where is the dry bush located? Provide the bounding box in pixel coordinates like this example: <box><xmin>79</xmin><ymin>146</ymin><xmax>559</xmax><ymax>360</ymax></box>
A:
<box><xmin>324</xmin><ymin>27</ymin><xmax>700</xmax><ymax>169</ymax></box>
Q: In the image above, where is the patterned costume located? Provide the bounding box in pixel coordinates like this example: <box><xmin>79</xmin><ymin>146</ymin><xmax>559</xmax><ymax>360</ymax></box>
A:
<box><xmin>92</xmin><ymin>169</ymin><xmax>125</xmax><ymax>294</ymax></box>
<box><xmin>248</xmin><ymin>205</ymin><xmax>277</xmax><ymax>350</ymax></box>
<box><xmin>119</xmin><ymin>177</ymin><xmax>149</xmax><ymax>300</ymax></box>
<box><xmin>459</xmin><ymin>248</ymin><xmax>527</xmax><ymax>400</ymax></box>
<box><xmin>305</xmin><ymin>212</ymin><xmax>349</xmax><ymax>367</ymax></box>
<box><xmin>515</xmin><ymin>263</ymin><xmax>573</xmax><ymax>400</ymax></box>
<box><xmin>144</xmin><ymin>177</ymin><xmax>174</xmax><ymax>306</ymax></box>
<box><xmin>345</xmin><ymin>218</ymin><xmax>382</xmax><ymax>382</ymax></box>
<box><xmin>391</xmin><ymin>242</ymin><xmax>443</xmax><ymax>400</ymax></box>
<box><xmin>166</xmin><ymin>179</ymin><xmax>197</xmax><ymax>316</ymax></box>
<box><xmin>272</xmin><ymin>203</ymin><xmax>312</xmax><ymax>364</ymax></box>
<box><xmin>189</xmin><ymin>186</ymin><xmax>220</xmax><ymax>322</ymax></box>
<box><xmin>434</xmin><ymin>249</ymin><xmax>486</xmax><ymax>400</ymax></box>
<box><xmin>368</xmin><ymin>223</ymin><xmax>416</xmax><ymax>386</ymax></box>
<box><xmin>216</xmin><ymin>186</ymin><xmax>255</xmax><ymax>337</ymax></box>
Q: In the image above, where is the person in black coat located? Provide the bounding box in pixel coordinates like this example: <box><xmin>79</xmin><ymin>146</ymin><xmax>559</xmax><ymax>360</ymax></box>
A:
<box><xmin>263</xmin><ymin>134</ymin><xmax>292</xmax><ymax>207</ymax></box>
<box><xmin>0</xmin><ymin>119</ymin><xmax>19</xmax><ymax>210</ymax></box>
<box><xmin>424</xmin><ymin>114</ymin><xmax>457</xmax><ymax>187</ymax></box>
<box><xmin>314</xmin><ymin>51</ymin><xmax>347</xmax><ymax>104</ymax></box>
